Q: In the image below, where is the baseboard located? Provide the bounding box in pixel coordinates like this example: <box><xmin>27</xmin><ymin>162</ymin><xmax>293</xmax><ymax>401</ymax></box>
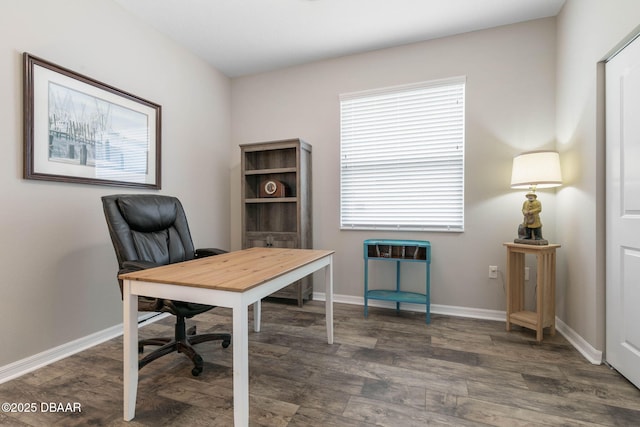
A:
<box><xmin>317</xmin><ymin>292</ymin><xmax>506</xmax><ymax>322</ymax></box>
<box><xmin>555</xmin><ymin>316</ymin><xmax>603</xmax><ymax>364</ymax></box>
<box><xmin>314</xmin><ymin>291</ymin><xmax>603</xmax><ymax>365</ymax></box>
<box><xmin>0</xmin><ymin>312</ymin><xmax>169</xmax><ymax>384</ymax></box>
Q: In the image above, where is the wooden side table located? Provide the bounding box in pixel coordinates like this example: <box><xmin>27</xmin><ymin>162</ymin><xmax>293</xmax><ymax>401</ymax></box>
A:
<box><xmin>504</xmin><ymin>242</ymin><xmax>560</xmax><ymax>342</ymax></box>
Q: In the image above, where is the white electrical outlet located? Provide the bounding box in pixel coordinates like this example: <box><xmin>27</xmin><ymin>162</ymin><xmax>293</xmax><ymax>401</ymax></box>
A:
<box><xmin>489</xmin><ymin>265</ymin><xmax>498</xmax><ymax>279</ymax></box>
<box><xmin>525</xmin><ymin>267</ymin><xmax>530</xmax><ymax>281</ymax></box>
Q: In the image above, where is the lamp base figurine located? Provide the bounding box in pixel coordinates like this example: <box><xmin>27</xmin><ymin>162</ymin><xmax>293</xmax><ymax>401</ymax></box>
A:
<box><xmin>514</xmin><ymin>192</ymin><xmax>549</xmax><ymax>245</ymax></box>
<box><xmin>515</xmin><ymin>224</ymin><xmax>548</xmax><ymax>245</ymax></box>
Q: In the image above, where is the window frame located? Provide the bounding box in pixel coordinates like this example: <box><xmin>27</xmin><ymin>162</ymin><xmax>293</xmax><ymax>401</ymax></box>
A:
<box><xmin>339</xmin><ymin>76</ymin><xmax>466</xmax><ymax>232</ymax></box>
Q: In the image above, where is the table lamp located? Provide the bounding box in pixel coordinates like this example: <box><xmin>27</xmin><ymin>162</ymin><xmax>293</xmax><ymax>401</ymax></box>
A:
<box><xmin>510</xmin><ymin>150</ymin><xmax>562</xmax><ymax>245</ymax></box>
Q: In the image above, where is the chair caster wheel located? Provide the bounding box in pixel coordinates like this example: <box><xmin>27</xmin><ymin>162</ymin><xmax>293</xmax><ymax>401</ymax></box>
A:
<box><xmin>222</xmin><ymin>339</ymin><xmax>231</xmax><ymax>348</ymax></box>
<box><xmin>191</xmin><ymin>355</ymin><xmax>203</xmax><ymax>376</ymax></box>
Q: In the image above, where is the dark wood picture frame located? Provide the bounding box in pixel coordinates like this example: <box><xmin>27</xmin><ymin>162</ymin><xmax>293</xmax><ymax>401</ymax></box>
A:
<box><xmin>23</xmin><ymin>53</ymin><xmax>161</xmax><ymax>189</ymax></box>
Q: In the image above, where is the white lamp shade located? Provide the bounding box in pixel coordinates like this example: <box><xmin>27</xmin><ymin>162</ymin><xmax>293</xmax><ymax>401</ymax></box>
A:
<box><xmin>510</xmin><ymin>151</ymin><xmax>562</xmax><ymax>189</ymax></box>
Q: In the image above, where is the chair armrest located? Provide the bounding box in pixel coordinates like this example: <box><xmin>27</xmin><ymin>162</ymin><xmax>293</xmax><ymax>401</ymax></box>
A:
<box><xmin>117</xmin><ymin>260</ymin><xmax>164</xmax><ymax>307</ymax></box>
<box><xmin>195</xmin><ymin>248</ymin><xmax>228</xmax><ymax>258</ymax></box>
<box><xmin>120</xmin><ymin>260</ymin><xmax>162</xmax><ymax>274</ymax></box>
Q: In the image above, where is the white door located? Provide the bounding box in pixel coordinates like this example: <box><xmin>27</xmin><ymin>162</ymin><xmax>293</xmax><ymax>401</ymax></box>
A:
<box><xmin>606</xmin><ymin>35</ymin><xmax>640</xmax><ymax>389</ymax></box>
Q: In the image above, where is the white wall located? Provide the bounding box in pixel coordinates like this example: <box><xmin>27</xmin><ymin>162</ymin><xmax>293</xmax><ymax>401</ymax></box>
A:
<box><xmin>555</xmin><ymin>0</ymin><xmax>640</xmax><ymax>351</ymax></box>
<box><xmin>0</xmin><ymin>0</ymin><xmax>231</xmax><ymax>366</ymax></box>
<box><xmin>231</xmin><ymin>19</ymin><xmax>558</xmax><ymax>312</ymax></box>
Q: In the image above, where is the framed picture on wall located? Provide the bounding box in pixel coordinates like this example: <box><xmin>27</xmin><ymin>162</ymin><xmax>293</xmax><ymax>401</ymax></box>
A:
<box><xmin>23</xmin><ymin>53</ymin><xmax>161</xmax><ymax>189</ymax></box>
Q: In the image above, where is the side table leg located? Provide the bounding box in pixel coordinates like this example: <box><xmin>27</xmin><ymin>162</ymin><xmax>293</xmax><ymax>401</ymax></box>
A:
<box><xmin>536</xmin><ymin>253</ymin><xmax>544</xmax><ymax>343</ymax></box>
<box><xmin>505</xmin><ymin>249</ymin><xmax>513</xmax><ymax>331</ymax></box>
<box><xmin>549</xmin><ymin>251</ymin><xmax>557</xmax><ymax>337</ymax></box>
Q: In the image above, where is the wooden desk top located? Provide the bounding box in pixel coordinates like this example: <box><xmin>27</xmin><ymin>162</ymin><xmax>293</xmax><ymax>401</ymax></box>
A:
<box><xmin>119</xmin><ymin>247</ymin><xmax>334</xmax><ymax>293</ymax></box>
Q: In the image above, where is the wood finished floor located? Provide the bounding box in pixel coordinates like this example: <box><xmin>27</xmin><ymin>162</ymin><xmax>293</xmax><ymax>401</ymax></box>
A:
<box><xmin>1</xmin><ymin>300</ymin><xmax>639</xmax><ymax>426</ymax></box>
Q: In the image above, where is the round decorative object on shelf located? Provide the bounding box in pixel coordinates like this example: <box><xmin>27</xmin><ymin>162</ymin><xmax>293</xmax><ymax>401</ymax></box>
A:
<box><xmin>259</xmin><ymin>179</ymin><xmax>286</xmax><ymax>197</ymax></box>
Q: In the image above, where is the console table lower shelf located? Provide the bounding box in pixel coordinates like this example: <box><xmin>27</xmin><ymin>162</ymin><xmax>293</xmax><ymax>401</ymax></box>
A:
<box><xmin>363</xmin><ymin>239</ymin><xmax>431</xmax><ymax>324</ymax></box>
<box><xmin>366</xmin><ymin>290</ymin><xmax>429</xmax><ymax>304</ymax></box>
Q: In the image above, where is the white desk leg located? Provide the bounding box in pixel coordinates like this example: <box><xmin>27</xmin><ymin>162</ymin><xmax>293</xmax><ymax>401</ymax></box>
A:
<box><xmin>233</xmin><ymin>301</ymin><xmax>250</xmax><ymax>427</ymax></box>
<box><xmin>325</xmin><ymin>255</ymin><xmax>334</xmax><ymax>344</ymax></box>
<box><xmin>123</xmin><ymin>280</ymin><xmax>138</xmax><ymax>421</ymax></box>
<box><xmin>253</xmin><ymin>300</ymin><xmax>261</xmax><ymax>332</ymax></box>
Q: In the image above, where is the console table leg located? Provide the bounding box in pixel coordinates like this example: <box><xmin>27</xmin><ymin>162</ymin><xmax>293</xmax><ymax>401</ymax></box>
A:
<box><xmin>364</xmin><ymin>259</ymin><xmax>369</xmax><ymax>318</ymax></box>
<box><xmin>395</xmin><ymin>261</ymin><xmax>401</xmax><ymax>314</ymax></box>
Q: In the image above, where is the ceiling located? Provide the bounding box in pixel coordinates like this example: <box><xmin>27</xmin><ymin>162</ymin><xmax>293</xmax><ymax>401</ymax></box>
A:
<box><xmin>113</xmin><ymin>0</ymin><xmax>565</xmax><ymax>78</ymax></box>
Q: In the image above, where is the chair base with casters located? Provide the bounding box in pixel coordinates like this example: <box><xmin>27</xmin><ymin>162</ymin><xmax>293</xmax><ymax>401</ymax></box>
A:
<box><xmin>139</xmin><ymin>313</ymin><xmax>231</xmax><ymax>376</ymax></box>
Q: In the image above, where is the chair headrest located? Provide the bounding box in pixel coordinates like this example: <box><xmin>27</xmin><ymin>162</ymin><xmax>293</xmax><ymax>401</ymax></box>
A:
<box><xmin>117</xmin><ymin>195</ymin><xmax>178</xmax><ymax>232</ymax></box>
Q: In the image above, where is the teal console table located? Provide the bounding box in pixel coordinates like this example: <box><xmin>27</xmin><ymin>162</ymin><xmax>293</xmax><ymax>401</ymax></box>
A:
<box><xmin>363</xmin><ymin>239</ymin><xmax>431</xmax><ymax>324</ymax></box>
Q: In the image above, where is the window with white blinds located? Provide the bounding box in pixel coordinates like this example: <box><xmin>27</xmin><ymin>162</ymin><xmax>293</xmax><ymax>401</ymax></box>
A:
<box><xmin>340</xmin><ymin>77</ymin><xmax>465</xmax><ymax>231</ymax></box>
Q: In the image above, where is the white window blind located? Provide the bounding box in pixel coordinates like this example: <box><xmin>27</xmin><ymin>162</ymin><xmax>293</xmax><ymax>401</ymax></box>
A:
<box><xmin>340</xmin><ymin>77</ymin><xmax>465</xmax><ymax>231</ymax></box>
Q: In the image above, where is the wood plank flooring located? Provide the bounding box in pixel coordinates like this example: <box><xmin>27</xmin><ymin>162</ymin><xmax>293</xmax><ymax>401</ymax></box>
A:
<box><xmin>1</xmin><ymin>300</ymin><xmax>639</xmax><ymax>426</ymax></box>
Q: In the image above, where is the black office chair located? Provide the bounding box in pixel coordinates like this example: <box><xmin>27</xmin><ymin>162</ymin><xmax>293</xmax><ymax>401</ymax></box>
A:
<box><xmin>102</xmin><ymin>194</ymin><xmax>231</xmax><ymax>376</ymax></box>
